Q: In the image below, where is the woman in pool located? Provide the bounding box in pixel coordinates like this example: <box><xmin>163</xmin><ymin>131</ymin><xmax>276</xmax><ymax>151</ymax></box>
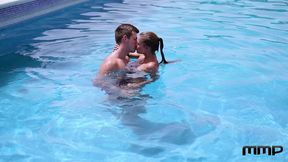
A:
<box><xmin>109</xmin><ymin>31</ymin><xmax>171</xmax><ymax>89</ymax></box>
<box><xmin>129</xmin><ymin>31</ymin><xmax>168</xmax><ymax>75</ymax></box>
<box><xmin>120</xmin><ymin>31</ymin><xmax>169</xmax><ymax>89</ymax></box>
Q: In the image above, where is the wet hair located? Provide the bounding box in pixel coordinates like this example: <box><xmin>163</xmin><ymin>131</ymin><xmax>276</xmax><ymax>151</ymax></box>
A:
<box><xmin>139</xmin><ymin>32</ymin><xmax>168</xmax><ymax>64</ymax></box>
<box><xmin>115</xmin><ymin>24</ymin><xmax>139</xmax><ymax>44</ymax></box>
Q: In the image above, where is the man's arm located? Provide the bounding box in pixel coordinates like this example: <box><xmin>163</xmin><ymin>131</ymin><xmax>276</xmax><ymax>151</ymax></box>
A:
<box><xmin>94</xmin><ymin>74</ymin><xmax>137</xmax><ymax>97</ymax></box>
<box><xmin>126</xmin><ymin>78</ymin><xmax>154</xmax><ymax>89</ymax></box>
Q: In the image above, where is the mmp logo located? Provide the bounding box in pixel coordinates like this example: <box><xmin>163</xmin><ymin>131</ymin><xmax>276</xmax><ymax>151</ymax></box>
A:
<box><xmin>242</xmin><ymin>146</ymin><xmax>283</xmax><ymax>156</ymax></box>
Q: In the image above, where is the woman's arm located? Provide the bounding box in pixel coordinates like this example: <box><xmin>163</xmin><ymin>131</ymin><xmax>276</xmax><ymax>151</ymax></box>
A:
<box><xmin>128</xmin><ymin>52</ymin><xmax>144</xmax><ymax>58</ymax></box>
<box><xmin>128</xmin><ymin>52</ymin><xmax>145</xmax><ymax>64</ymax></box>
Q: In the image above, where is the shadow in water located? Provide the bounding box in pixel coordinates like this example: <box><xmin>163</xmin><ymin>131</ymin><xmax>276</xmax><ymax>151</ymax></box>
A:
<box><xmin>99</xmin><ymin>74</ymin><xmax>196</xmax><ymax>157</ymax></box>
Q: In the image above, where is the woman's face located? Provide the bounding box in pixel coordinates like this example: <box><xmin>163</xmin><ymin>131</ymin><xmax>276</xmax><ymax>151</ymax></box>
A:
<box><xmin>136</xmin><ymin>38</ymin><xmax>148</xmax><ymax>54</ymax></box>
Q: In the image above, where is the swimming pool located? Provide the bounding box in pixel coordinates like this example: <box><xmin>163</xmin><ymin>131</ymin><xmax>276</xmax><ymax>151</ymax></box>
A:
<box><xmin>0</xmin><ymin>0</ymin><xmax>288</xmax><ymax>161</ymax></box>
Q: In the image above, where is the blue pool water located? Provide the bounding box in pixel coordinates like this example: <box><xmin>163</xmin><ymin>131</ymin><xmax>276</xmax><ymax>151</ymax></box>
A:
<box><xmin>1</xmin><ymin>0</ymin><xmax>288</xmax><ymax>161</ymax></box>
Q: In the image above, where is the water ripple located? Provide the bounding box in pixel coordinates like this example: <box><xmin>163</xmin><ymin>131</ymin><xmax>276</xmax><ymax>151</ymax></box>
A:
<box><xmin>1</xmin><ymin>0</ymin><xmax>288</xmax><ymax>161</ymax></box>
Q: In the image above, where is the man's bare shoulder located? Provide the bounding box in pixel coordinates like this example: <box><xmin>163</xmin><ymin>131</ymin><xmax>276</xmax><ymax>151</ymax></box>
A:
<box><xmin>99</xmin><ymin>54</ymin><xmax>118</xmax><ymax>75</ymax></box>
<box><xmin>99</xmin><ymin>57</ymin><xmax>128</xmax><ymax>75</ymax></box>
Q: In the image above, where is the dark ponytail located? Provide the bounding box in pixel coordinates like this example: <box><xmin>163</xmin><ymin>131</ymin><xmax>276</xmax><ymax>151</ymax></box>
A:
<box><xmin>159</xmin><ymin>38</ymin><xmax>168</xmax><ymax>64</ymax></box>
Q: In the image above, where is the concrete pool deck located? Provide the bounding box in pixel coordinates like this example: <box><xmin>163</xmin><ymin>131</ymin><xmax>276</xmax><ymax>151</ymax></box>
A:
<box><xmin>0</xmin><ymin>0</ymin><xmax>87</xmax><ymax>28</ymax></box>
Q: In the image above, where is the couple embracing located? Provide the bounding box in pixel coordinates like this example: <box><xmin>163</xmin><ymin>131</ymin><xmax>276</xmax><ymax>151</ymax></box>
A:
<box><xmin>94</xmin><ymin>24</ymin><xmax>169</xmax><ymax>91</ymax></box>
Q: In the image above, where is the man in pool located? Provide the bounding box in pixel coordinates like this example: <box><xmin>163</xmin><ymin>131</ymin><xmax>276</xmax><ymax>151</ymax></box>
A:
<box><xmin>94</xmin><ymin>24</ymin><xmax>140</xmax><ymax>96</ymax></box>
<box><xmin>97</xmin><ymin>24</ymin><xmax>139</xmax><ymax>76</ymax></box>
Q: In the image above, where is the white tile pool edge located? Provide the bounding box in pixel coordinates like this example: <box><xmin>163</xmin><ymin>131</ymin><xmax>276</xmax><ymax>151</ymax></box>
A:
<box><xmin>0</xmin><ymin>0</ymin><xmax>35</xmax><ymax>9</ymax></box>
<box><xmin>0</xmin><ymin>0</ymin><xmax>87</xmax><ymax>28</ymax></box>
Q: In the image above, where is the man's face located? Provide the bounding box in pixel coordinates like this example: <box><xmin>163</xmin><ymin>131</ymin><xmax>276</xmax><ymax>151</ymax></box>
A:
<box><xmin>127</xmin><ymin>31</ymin><xmax>137</xmax><ymax>52</ymax></box>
